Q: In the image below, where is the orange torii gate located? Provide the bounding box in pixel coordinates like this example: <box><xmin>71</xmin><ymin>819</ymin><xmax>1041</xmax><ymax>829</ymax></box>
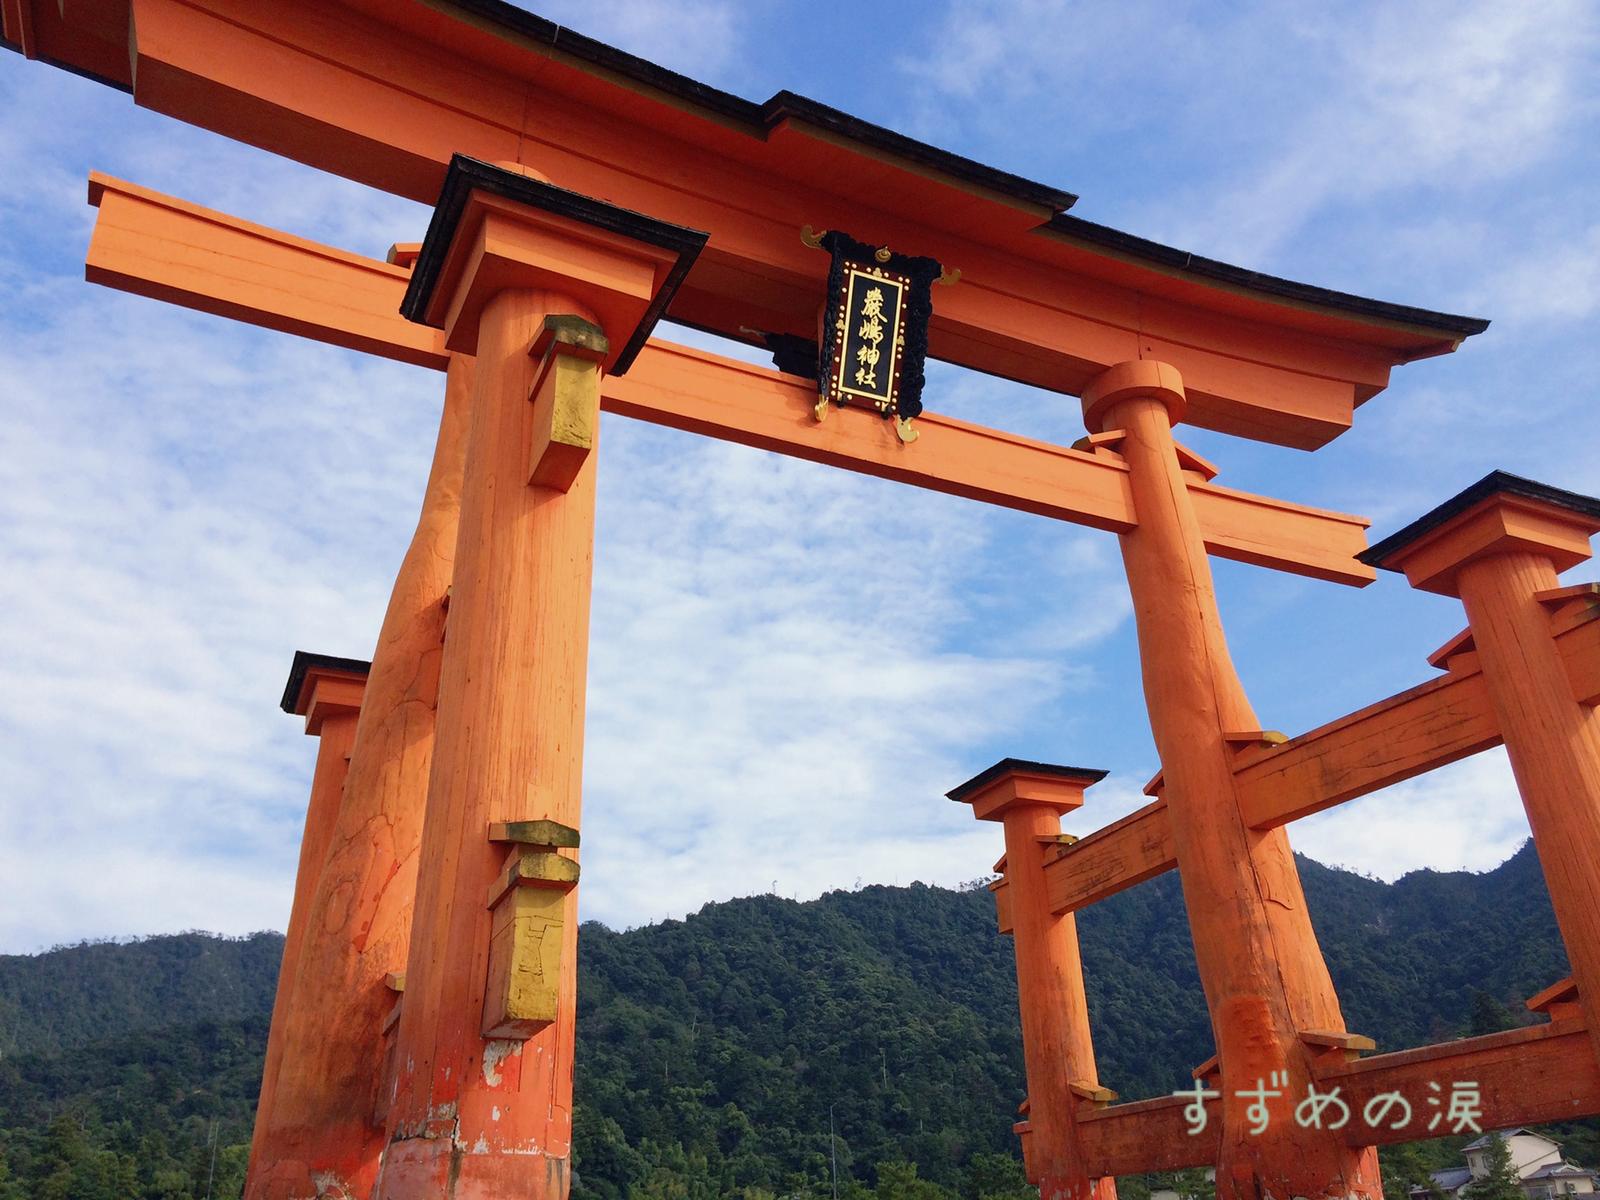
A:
<box><xmin>9</xmin><ymin>5</ymin><xmax>1600</xmax><ymax>1200</ymax></box>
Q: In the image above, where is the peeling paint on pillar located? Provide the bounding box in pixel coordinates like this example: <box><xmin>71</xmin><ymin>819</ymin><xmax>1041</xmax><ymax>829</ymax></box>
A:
<box><xmin>482</xmin><ymin>1039</ymin><xmax>521</xmax><ymax>1086</ymax></box>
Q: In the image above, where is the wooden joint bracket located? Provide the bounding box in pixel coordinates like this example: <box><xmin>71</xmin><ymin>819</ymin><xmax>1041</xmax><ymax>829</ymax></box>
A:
<box><xmin>1171</xmin><ymin>439</ymin><xmax>1220</xmax><ymax>481</ymax></box>
<box><xmin>1070</xmin><ymin>1080</ymin><xmax>1118</xmax><ymax>1107</ymax></box>
<box><xmin>1427</xmin><ymin>627</ymin><xmax>1476</xmax><ymax>671</ymax></box>
<box><xmin>1526</xmin><ymin>975</ymin><xmax>1581</xmax><ymax>1022</ymax></box>
<box><xmin>532</xmin><ymin>313</ymin><xmax>610</xmax><ymax>362</ymax></box>
<box><xmin>1071</xmin><ymin>429</ymin><xmax>1127</xmax><ymax>460</ymax></box>
<box><xmin>527</xmin><ymin>315</ymin><xmax>606</xmax><ymax>493</ymax></box>
<box><xmin>386</xmin><ymin>242</ymin><xmax>422</xmax><ymax>270</ymax></box>
<box><xmin>1142</xmin><ymin>768</ymin><xmax>1165</xmax><ymax>797</ymax></box>
<box><xmin>1301</xmin><ymin>1028</ymin><xmax>1376</xmax><ymax>1066</ymax></box>
<box><xmin>1536</xmin><ymin>583</ymin><xmax>1600</xmax><ymax>608</ymax></box>
<box><xmin>1537</xmin><ymin>585</ymin><xmax>1600</xmax><ymax>639</ymax></box>
<box><xmin>489</xmin><ymin>818</ymin><xmax>581</xmax><ymax>850</ymax></box>
<box><xmin>1223</xmin><ymin>730</ymin><xmax>1288</xmax><ymax>752</ymax></box>
<box><xmin>486</xmin><ymin>851</ymin><xmax>580</xmax><ymax>909</ymax></box>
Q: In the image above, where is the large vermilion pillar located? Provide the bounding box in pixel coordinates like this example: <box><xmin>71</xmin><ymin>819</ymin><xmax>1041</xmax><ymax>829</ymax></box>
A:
<box><xmin>1082</xmin><ymin>361</ymin><xmax>1378</xmax><ymax>1200</ymax></box>
<box><xmin>950</xmin><ymin>759</ymin><xmax>1116</xmax><ymax>1200</ymax></box>
<box><xmin>246</xmin><ymin>347</ymin><xmax>474</xmax><ymax>1200</ymax></box>
<box><xmin>1364</xmin><ymin>471</ymin><xmax>1600</xmax><ymax>1067</ymax></box>
<box><xmin>249</xmin><ymin>651</ymin><xmax>369</xmax><ymax>1185</ymax></box>
<box><xmin>376</xmin><ymin>156</ymin><xmax>704</xmax><ymax>1200</ymax></box>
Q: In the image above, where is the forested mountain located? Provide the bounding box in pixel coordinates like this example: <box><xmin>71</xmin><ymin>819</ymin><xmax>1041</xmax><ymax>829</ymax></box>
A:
<box><xmin>0</xmin><ymin>842</ymin><xmax>1584</xmax><ymax>1200</ymax></box>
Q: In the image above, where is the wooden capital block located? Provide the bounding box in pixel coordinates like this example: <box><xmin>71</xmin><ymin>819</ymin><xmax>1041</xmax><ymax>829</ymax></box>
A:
<box><xmin>488</xmin><ymin>818</ymin><xmax>581</xmax><ymax>849</ymax></box>
<box><xmin>528</xmin><ymin>345</ymin><xmax>601</xmax><ymax>493</ymax></box>
<box><xmin>482</xmin><ymin>883</ymin><xmax>568</xmax><ymax>1039</ymax></box>
<box><xmin>486</xmin><ymin>850</ymin><xmax>581</xmax><ymax>909</ymax></box>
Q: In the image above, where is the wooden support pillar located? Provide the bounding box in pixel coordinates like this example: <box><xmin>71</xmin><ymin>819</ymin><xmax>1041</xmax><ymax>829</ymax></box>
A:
<box><xmin>245</xmin><ymin>351</ymin><xmax>473</xmax><ymax>1200</ymax></box>
<box><xmin>1082</xmin><ymin>362</ymin><xmax>1378</xmax><ymax>1200</ymax></box>
<box><xmin>248</xmin><ymin>652</ymin><xmax>368</xmax><ymax>1190</ymax></box>
<box><xmin>375</xmin><ymin>156</ymin><xmax>704</xmax><ymax>1200</ymax></box>
<box><xmin>1364</xmin><ymin>471</ymin><xmax>1600</xmax><ymax>1068</ymax></box>
<box><xmin>950</xmin><ymin>759</ymin><xmax>1116</xmax><ymax>1200</ymax></box>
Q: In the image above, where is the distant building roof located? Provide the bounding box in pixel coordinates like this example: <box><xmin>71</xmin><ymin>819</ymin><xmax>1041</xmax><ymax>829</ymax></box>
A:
<box><xmin>1526</xmin><ymin>1165</ymin><xmax>1597</xmax><ymax>1181</ymax></box>
<box><xmin>1427</xmin><ymin>1167</ymin><xmax>1474</xmax><ymax>1192</ymax></box>
<box><xmin>1465</xmin><ymin>1129</ymin><xmax>1552</xmax><ymax>1153</ymax></box>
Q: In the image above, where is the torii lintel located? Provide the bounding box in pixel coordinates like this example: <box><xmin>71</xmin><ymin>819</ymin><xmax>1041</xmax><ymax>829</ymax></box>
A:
<box><xmin>5</xmin><ymin>0</ymin><xmax>1486</xmax><ymax>450</ymax></box>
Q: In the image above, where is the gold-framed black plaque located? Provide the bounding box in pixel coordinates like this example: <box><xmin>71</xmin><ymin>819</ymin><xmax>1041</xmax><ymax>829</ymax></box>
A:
<box><xmin>826</xmin><ymin>262</ymin><xmax>909</xmax><ymax>414</ymax></box>
<box><xmin>811</xmin><ymin>230</ymin><xmax>943</xmax><ymax>440</ymax></box>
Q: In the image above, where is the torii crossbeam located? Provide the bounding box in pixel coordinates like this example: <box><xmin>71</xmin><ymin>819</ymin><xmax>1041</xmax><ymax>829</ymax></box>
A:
<box><xmin>18</xmin><ymin>8</ymin><xmax>1600</xmax><ymax>1200</ymax></box>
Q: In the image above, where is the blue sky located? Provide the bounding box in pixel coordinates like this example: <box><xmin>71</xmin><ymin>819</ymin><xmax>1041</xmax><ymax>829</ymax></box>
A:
<box><xmin>1</xmin><ymin>0</ymin><xmax>1597</xmax><ymax>952</ymax></box>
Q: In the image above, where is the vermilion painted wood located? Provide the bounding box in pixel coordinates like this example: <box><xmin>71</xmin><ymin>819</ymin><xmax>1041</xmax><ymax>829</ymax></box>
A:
<box><xmin>378</xmin><ymin>290</ymin><xmax>597</xmax><ymax>1200</ymax></box>
<box><xmin>1004</xmin><ymin>802</ymin><xmax>1113</xmax><ymax>1200</ymax></box>
<box><xmin>246</xmin><ymin>356</ymin><xmax>473</xmax><ymax>1200</ymax></box>
<box><xmin>958</xmin><ymin>768</ymin><xmax>1115</xmax><ymax>1200</ymax></box>
<box><xmin>249</xmin><ymin>666</ymin><xmax>364</xmax><ymax>1194</ymax></box>
<box><xmin>1093</xmin><ymin>362</ymin><xmax>1376</xmax><ymax>1200</ymax></box>
<box><xmin>1040</xmin><ymin>607</ymin><xmax>1600</xmax><ymax>913</ymax></box>
<box><xmin>79</xmin><ymin>173</ymin><xmax>1378</xmax><ymax>586</ymax></box>
<box><xmin>22</xmin><ymin>0</ymin><xmax>1485</xmax><ymax>447</ymax></box>
<box><xmin>1388</xmin><ymin>496</ymin><xmax>1600</xmax><ymax>1068</ymax></box>
<box><xmin>1074</xmin><ymin>1020</ymin><xmax>1600</xmax><ymax>1178</ymax></box>
<box><xmin>1040</xmin><ymin>800</ymin><xmax>1173</xmax><ymax>918</ymax></box>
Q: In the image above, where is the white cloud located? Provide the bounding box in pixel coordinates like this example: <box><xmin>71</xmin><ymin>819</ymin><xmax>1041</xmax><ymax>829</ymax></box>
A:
<box><xmin>577</xmin><ymin>406</ymin><xmax>1107</xmax><ymax>926</ymax></box>
<box><xmin>2</xmin><ymin>1</ymin><xmax>1592</xmax><ymax>957</ymax></box>
<box><xmin>0</xmin><ymin>279</ymin><xmax>440</xmax><ymax>951</ymax></box>
<box><xmin>1184</xmin><ymin>0</ymin><xmax>1597</xmax><ymax>263</ymax></box>
<box><xmin>1482</xmin><ymin>222</ymin><xmax>1600</xmax><ymax>323</ymax></box>
<box><xmin>1294</xmin><ymin>750</ymin><xmax>1530</xmax><ymax>880</ymax></box>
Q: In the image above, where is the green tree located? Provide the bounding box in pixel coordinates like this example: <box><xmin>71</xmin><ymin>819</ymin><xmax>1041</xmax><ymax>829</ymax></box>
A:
<box><xmin>1466</xmin><ymin>992</ymin><xmax>1519</xmax><ymax>1037</ymax></box>
<box><xmin>963</xmin><ymin>1152</ymin><xmax>1032</xmax><ymax>1200</ymax></box>
<box><xmin>876</xmin><ymin>1161</ymin><xmax>956</xmax><ymax>1200</ymax></box>
<box><xmin>1381</xmin><ymin>1142</ymin><xmax>1446</xmax><ymax>1200</ymax></box>
<box><xmin>1466</xmin><ymin>1135</ymin><xmax>1524</xmax><ymax>1200</ymax></box>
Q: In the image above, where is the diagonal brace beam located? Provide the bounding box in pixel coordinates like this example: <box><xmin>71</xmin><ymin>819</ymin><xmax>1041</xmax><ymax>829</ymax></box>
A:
<box><xmin>1041</xmin><ymin>606</ymin><xmax>1600</xmax><ymax>913</ymax></box>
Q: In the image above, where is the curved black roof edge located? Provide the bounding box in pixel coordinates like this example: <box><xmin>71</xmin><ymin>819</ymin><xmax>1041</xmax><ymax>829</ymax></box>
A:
<box><xmin>281</xmin><ymin>650</ymin><xmax>372</xmax><ymax>714</ymax></box>
<box><xmin>760</xmin><ymin>91</ymin><xmax>1077</xmax><ymax>212</ymax></box>
<box><xmin>447</xmin><ymin>0</ymin><xmax>1077</xmax><ymax>213</ymax></box>
<box><xmin>402</xmin><ymin>154</ymin><xmax>708</xmax><ymax>374</ymax></box>
<box><xmin>947</xmin><ymin>757</ymin><xmax>1109</xmax><ymax>803</ymax></box>
<box><xmin>1048</xmin><ymin>214</ymin><xmax>1490</xmax><ymax>338</ymax></box>
<box><xmin>445</xmin><ymin>3</ymin><xmax>1484</xmax><ymax>340</ymax></box>
<box><xmin>1360</xmin><ymin>470</ymin><xmax>1600</xmax><ymax>569</ymax></box>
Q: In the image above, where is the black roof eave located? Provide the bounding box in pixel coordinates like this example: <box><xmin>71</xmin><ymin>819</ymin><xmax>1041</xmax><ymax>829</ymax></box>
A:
<box><xmin>1046</xmin><ymin>214</ymin><xmax>1491</xmax><ymax>339</ymax></box>
<box><xmin>448</xmin><ymin>0</ymin><xmax>1077</xmax><ymax>211</ymax></box>
<box><xmin>947</xmin><ymin>757</ymin><xmax>1109</xmax><ymax>803</ymax></box>
<box><xmin>445</xmin><ymin>1</ymin><xmax>1487</xmax><ymax>343</ymax></box>
<box><xmin>401</xmin><ymin>154</ymin><xmax>708</xmax><ymax>374</ymax></box>
<box><xmin>1361</xmin><ymin>471</ymin><xmax>1600</xmax><ymax>569</ymax></box>
<box><xmin>280</xmin><ymin>650</ymin><xmax>373</xmax><ymax>715</ymax></box>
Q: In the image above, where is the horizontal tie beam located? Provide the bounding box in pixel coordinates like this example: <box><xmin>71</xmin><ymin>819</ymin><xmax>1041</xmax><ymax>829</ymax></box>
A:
<box><xmin>83</xmin><ymin>172</ymin><xmax>1376</xmax><ymax>586</ymax></box>
<box><xmin>1074</xmin><ymin>1018</ymin><xmax>1600</xmax><ymax>1178</ymax></box>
